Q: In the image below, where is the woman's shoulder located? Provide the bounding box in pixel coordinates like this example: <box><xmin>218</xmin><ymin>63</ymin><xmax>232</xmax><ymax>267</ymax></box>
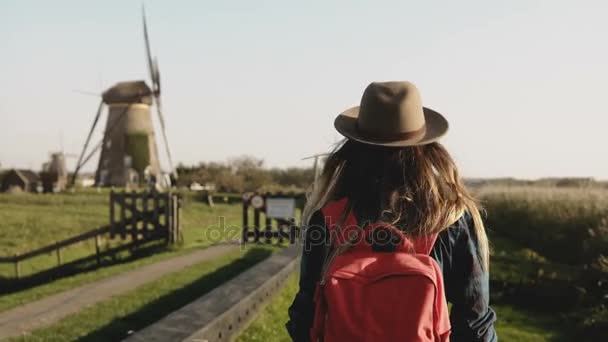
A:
<box><xmin>439</xmin><ymin>211</ymin><xmax>478</xmax><ymax>242</ymax></box>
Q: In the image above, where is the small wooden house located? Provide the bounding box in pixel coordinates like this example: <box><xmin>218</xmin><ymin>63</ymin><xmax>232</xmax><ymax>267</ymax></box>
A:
<box><xmin>1</xmin><ymin>169</ymin><xmax>41</xmax><ymax>193</ymax></box>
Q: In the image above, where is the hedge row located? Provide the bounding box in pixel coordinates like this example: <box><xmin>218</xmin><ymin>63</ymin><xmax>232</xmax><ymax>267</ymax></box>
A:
<box><xmin>478</xmin><ymin>186</ymin><xmax>608</xmax><ymax>265</ymax></box>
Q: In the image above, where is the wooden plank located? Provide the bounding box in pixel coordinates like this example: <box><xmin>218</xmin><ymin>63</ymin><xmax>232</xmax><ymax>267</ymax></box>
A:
<box><xmin>242</xmin><ymin>200</ymin><xmax>249</xmax><ymax>244</ymax></box>
<box><xmin>177</xmin><ymin>196</ymin><xmax>182</xmax><ymax>243</ymax></box>
<box><xmin>0</xmin><ymin>256</ymin><xmax>16</xmax><ymax>263</ymax></box>
<box><xmin>253</xmin><ymin>209</ymin><xmax>261</xmax><ymax>243</ymax></box>
<box><xmin>242</xmin><ymin>201</ymin><xmax>249</xmax><ymax>232</ymax></box>
<box><xmin>110</xmin><ymin>190</ymin><xmax>116</xmax><ymax>239</ymax></box>
<box><xmin>131</xmin><ymin>190</ymin><xmax>138</xmax><ymax>242</ymax></box>
<box><xmin>171</xmin><ymin>195</ymin><xmax>177</xmax><ymax>244</ymax></box>
<box><xmin>265</xmin><ymin>216</ymin><xmax>272</xmax><ymax>244</ymax></box>
<box><xmin>13</xmin><ymin>234</ymin><xmax>168</xmax><ymax>284</ymax></box>
<box><xmin>153</xmin><ymin>192</ymin><xmax>161</xmax><ymax>232</ymax></box>
<box><xmin>120</xmin><ymin>192</ymin><xmax>126</xmax><ymax>240</ymax></box>
<box><xmin>164</xmin><ymin>192</ymin><xmax>171</xmax><ymax>243</ymax></box>
<box><xmin>15</xmin><ymin>225</ymin><xmax>111</xmax><ymax>261</ymax></box>
<box><xmin>277</xmin><ymin>222</ymin><xmax>285</xmax><ymax>244</ymax></box>
<box><xmin>123</xmin><ymin>245</ymin><xmax>300</xmax><ymax>342</ymax></box>
<box><xmin>142</xmin><ymin>192</ymin><xmax>149</xmax><ymax>232</ymax></box>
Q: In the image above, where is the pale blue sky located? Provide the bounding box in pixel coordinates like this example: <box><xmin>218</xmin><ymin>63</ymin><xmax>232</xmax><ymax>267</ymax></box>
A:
<box><xmin>1</xmin><ymin>0</ymin><xmax>607</xmax><ymax>179</ymax></box>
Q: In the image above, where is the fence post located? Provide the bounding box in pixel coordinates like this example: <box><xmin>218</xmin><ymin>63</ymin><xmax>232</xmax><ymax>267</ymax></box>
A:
<box><xmin>165</xmin><ymin>192</ymin><xmax>171</xmax><ymax>244</ymax></box>
<box><xmin>176</xmin><ymin>195</ymin><xmax>182</xmax><ymax>243</ymax></box>
<box><xmin>265</xmin><ymin>216</ymin><xmax>272</xmax><ymax>244</ymax></box>
<box><xmin>253</xmin><ymin>208</ymin><xmax>261</xmax><ymax>243</ymax></box>
<box><xmin>171</xmin><ymin>194</ymin><xmax>177</xmax><ymax>244</ymax></box>
<box><xmin>277</xmin><ymin>220</ymin><xmax>285</xmax><ymax>244</ymax></box>
<box><xmin>173</xmin><ymin>195</ymin><xmax>179</xmax><ymax>243</ymax></box>
<box><xmin>56</xmin><ymin>242</ymin><xmax>62</xmax><ymax>266</ymax></box>
<box><xmin>14</xmin><ymin>254</ymin><xmax>20</xmax><ymax>279</ymax></box>
<box><xmin>110</xmin><ymin>190</ymin><xmax>115</xmax><ymax>239</ymax></box>
<box><xmin>168</xmin><ymin>194</ymin><xmax>174</xmax><ymax>244</ymax></box>
<box><xmin>242</xmin><ymin>200</ymin><xmax>249</xmax><ymax>244</ymax></box>
<box><xmin>142</xmin><ymin>191</ymin><xmax>149</xmax><ymax>235</ymax></box>
<box><xmin>120</xmin><ymin>191</ymin><xmax>126</xmax><ymax>240</ymax></box>
<box><xmin>131</xmin><ymin>190</ymin><xmax>138</xmax><ymax>243</ymax></box>
<box><xmin>95</xmin><ymin>235</ymin><xmax>101</xmax><ymax>265</ymax></box>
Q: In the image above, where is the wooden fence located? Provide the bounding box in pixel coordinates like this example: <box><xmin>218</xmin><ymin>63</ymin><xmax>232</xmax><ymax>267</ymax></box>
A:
<box><xmin>0</xmin><ymin>191</ymin><xmax>181</xmax><ymax>281</ymax></box>
<box><xmin>110</xmin><ymin>190</ymin><xmax>181</xmax><ymax>244</ymax></box>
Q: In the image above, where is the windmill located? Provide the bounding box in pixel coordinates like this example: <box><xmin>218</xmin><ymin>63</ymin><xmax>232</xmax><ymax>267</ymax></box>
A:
<box><xmin>71</xmin><ymin>8</ymin><xmax>176</xmax><ymax>188</ymax></box>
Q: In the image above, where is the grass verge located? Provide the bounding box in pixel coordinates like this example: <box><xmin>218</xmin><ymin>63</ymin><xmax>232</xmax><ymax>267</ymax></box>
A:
<box><xmin>8</xmin><ymin>245</ymin><xmax>278</xmax><ymax>342</ymax></box>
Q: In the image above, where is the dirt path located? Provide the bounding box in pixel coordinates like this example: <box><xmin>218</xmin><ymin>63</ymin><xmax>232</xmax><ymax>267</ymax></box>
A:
<box><xmin>0</xmin><ymin>244</ymin><xmax>238</xmax><ymax>340</ymax></box>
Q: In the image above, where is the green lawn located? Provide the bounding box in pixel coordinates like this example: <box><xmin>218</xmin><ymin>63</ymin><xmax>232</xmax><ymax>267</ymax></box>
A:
<box><xmin>0</xmin><ymin>192</ymin><xmax>108</xmax><ymax>256</ymax></box>
<box><xmin>8</xmin><ymin>246</ymin><xmax>278</xmax><ymax>342</ymax></box>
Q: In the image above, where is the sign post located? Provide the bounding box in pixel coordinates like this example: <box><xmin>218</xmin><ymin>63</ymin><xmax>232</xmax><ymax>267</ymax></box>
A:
<box><xmin>241</xmin><ymin>193</ymin><xmax>303</xmax><ymax>244</ymax></box>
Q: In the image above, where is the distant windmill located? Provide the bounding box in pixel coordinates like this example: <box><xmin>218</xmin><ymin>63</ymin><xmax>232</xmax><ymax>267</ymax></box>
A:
<box><xmin>71</xmin><ymin>8</ymin><xmax>176</xmax><ymax>188</ymax></box>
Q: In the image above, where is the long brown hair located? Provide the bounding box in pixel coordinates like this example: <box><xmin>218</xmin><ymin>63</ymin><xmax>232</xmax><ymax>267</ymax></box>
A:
<box><xmin>303</xmin><ymin>139</ymin><xmax>489</xmax><ymax>269</ymax></box>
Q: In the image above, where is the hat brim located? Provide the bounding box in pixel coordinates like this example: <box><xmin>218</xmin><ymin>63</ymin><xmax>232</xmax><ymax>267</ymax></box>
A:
<box><xmin>334</xmin><ymin>106</ymin><xmax>449</xmax><ymax>147</ymax></box>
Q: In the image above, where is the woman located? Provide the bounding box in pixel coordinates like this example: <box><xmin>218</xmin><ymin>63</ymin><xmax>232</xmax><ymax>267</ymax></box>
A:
<box><xmin>286</xmin><ymin>81</ymin><xmax>497</xmax><ymax>341</ymax></box>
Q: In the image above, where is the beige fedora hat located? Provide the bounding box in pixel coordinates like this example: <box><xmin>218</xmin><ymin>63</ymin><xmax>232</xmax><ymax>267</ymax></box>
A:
<box><xmin>334</xmin><ymin>81</ymin><xmax>448</xmax><ymax>147</ymax></box>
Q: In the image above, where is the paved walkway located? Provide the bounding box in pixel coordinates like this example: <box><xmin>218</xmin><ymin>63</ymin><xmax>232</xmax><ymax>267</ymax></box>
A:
<box><xmin>0</xmin><ymin>244</ymin><xmax>238</xmax><ymax>340</ymax></box>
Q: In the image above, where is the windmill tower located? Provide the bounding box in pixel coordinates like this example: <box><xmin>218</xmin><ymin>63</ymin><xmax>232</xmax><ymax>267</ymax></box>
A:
<box><xmin>95</xmin><ymin>81</ymin><xmax>162</xmax><ymax>186</ymax></box>
<box><xmin>72</xmin><ymin>9</ymin><xmax>175</xmax><ymax>188</ymax></box>
<box><xmin>41</xmin><ymin>152</ymin><xmax>70</xmax><ymax>192</ymax></box>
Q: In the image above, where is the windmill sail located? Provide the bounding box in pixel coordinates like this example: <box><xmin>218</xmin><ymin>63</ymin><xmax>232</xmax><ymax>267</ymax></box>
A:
<box><xmin>143</xmin><ymin>7</ymin><xmax>177</xmax><ymax>182</ymax></box>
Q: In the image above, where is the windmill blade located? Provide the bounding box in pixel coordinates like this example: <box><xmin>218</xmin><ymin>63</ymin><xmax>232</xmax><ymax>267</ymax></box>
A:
<box><xmin>142</xmin><ymin>6</ymin><xmax>159</xmax><ymax>94</ymax></box>
<box><xmin>153</xmin><ymin>58</ymin><xmax>161</xmax><ymax>94</ymax></box>
<box><xmin>154</xmin><ymin>96</ymin><xmax>177</xmax><ymax>181</ymax></box>
<box><xmin>143</xmin><ymin>7</ymin><xmax>176</xmax><ymax>183</ymax></box>
<box><xmin>75</xmin><ymin>103</ymin><xmax>133</xmax><ymax>176</ymax></box>
<box><xmin>71</xmin><ymin>99</ymin><xmax>105</xmax><ymax>186</ymax></box>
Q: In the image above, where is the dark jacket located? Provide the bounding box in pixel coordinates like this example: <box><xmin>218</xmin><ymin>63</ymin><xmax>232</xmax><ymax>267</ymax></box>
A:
<box><xmin>286</xmin><ymin>209</ymin><xmax>498</xmax><ymax>342</ymax></box>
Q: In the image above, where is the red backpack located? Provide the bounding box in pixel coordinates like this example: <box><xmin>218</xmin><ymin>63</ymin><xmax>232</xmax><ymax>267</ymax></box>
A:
<box><xmin>310</xmin><ymin>198</ymin><xmax>451</xmax><ymax>342</ymax></box>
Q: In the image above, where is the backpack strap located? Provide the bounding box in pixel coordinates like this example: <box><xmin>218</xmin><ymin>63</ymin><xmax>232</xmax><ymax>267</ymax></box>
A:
<box><xmin>319</xmin><ymin>199</ymin><xmax>357</xmax><ymax>285</ymax></box>
<box><xmin>412</xmin><ymin>232</ymin><xmax>439</xmax><ymax>256</ymax></box>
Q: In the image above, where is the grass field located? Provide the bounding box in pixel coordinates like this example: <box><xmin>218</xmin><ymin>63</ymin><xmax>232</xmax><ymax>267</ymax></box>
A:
<box><xmin>0</xmin><ymin>191</ymin><xmax>242</xmax><ymax>273</ymax></box>
<box><xmin>0</xmin><ymin>191</ymin><xmax>244</xmax><ymax>256</ymax></box>
<box><xmin>0</xmin><ymin>191</ymin><xmax>243</xmax><ymax>313</ymax></box>
<box><xmin>1</xmin><ymin>186</ymin><xmax>607</xmax><ymax>341</ymax></box>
